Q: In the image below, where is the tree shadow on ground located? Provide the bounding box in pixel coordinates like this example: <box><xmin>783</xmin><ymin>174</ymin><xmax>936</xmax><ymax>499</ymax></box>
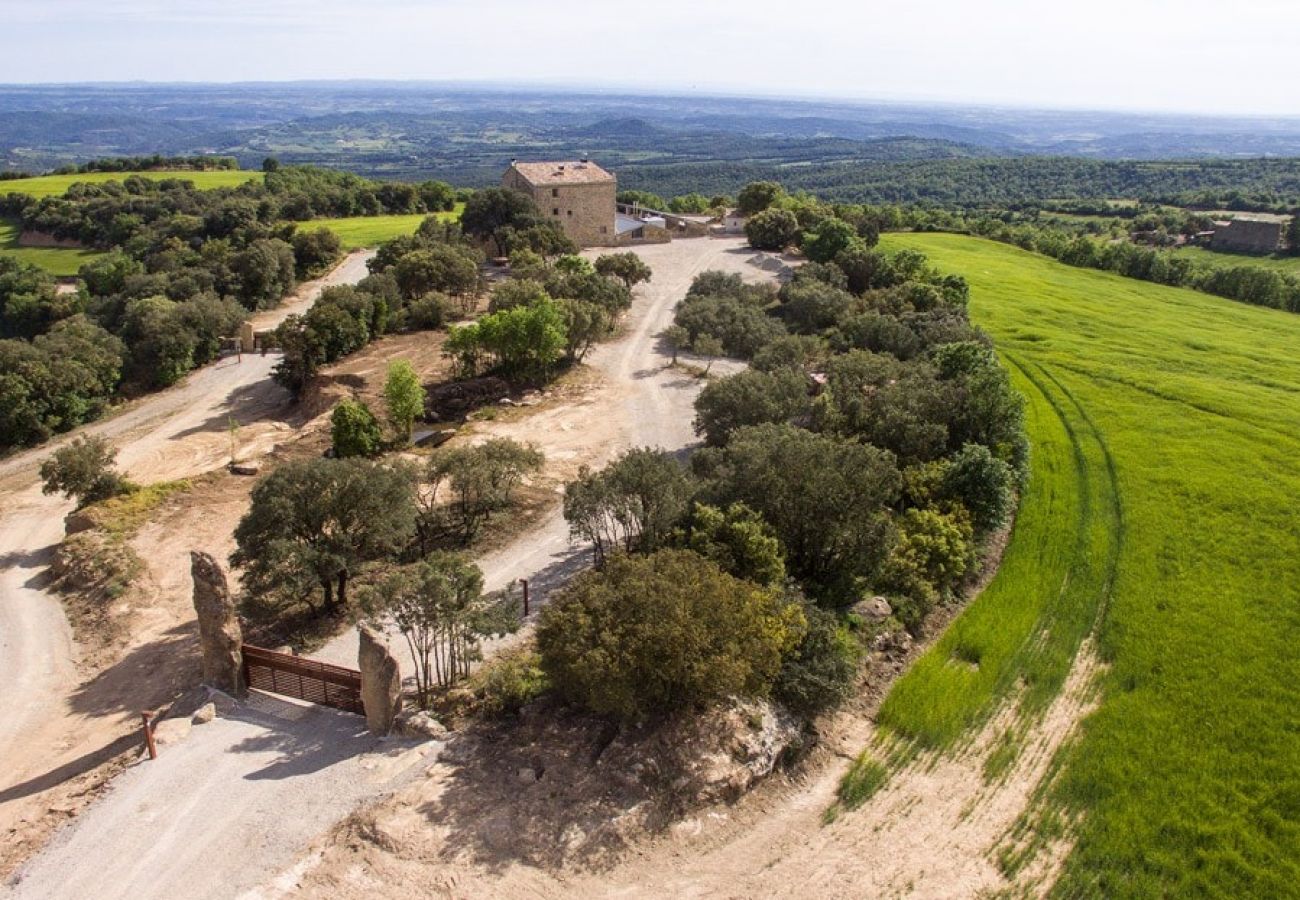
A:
<box><xmin>227</xmin><ymin>694</ymin><xmax>378</xmax><ymax>781</ymax></box>
<box><xmin>413</xmin><ymin>705</ymin><xmax>644</xmax><ymax>875</ymax></box>
<box><xmin>66</xmin><ymin>622</ymin><xmax>199</xmax><ymax>721</ymax></box>
<box><xmin>167</xmin><ymin>379</ymin><xmax>293</xmax><ymax>442</ymax></box>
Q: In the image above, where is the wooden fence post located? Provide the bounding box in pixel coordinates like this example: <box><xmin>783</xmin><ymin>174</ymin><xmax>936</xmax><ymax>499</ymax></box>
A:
<box><xmin>141</xmin><ymin>710</ymin><xmax>157</xmax><ymax>761</ymax></box>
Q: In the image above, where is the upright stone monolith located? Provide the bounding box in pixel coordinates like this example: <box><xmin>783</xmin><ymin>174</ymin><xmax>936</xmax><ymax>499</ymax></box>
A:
<box><xmin>358</xmin><ymin>624</ymin><xmax>403</xmax><ymax>735</ymax></box>
<box><xmin>190</xmin><ymin>550</ymin><xmax>245</xmax><ymax>695</ymax></box>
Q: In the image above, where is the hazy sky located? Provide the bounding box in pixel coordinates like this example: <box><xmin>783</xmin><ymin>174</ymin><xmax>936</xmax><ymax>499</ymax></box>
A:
<box><xmin>2</xmin><ymin>0</ymin><xmax>1297</xmax><ymax>115</ymax></box>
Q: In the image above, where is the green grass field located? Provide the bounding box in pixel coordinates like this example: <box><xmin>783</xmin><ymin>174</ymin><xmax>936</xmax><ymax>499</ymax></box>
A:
<box><xmin>1168</xmin><ymin>244</ymin><xmax>1300</xmax><ymax>275</ymax></box>
<box><xmin>308</xmin><ymin>204</ymin><xmax>465</xmax><ymax>249</ymax></box>
<box><xmin>0</xmin><ymin>170</ymin><xmax>262</xmax><ymax>199</ymax></box>
<box><xmin>867</xmin><ymin>233</ymin><xmax>1300</xmax><ymax>896</ymax></box>
<box><xmin>0</xmin><ymin>217</ymin><xmax>104</xmax><ymax>276</ymax></box>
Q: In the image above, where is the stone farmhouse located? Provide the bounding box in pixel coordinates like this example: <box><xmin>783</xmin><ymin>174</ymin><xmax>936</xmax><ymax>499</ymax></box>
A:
<box><xmin>1211</xmin><ymin>216</ymin><xmax>1288</xmax><ymax>254</ymax></box>
<box><xmin>502</xmin><ymin>159</ymin><xmax>617</xmax><ymax>247</ymax></box>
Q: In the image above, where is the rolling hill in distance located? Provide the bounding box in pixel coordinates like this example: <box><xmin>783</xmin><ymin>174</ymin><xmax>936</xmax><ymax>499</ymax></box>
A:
<box><xmin>5</xmin><ymin>82</ymin><xmax>1300</xmax><ymax>189</ymax></box>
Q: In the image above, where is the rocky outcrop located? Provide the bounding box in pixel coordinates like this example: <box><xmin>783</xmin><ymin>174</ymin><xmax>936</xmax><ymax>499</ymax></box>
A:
<box><xmin>190</xmin><ymin>551</ymin><xmax>245</xmax><ymax>695</ymax></box>
<box><xmin>852</xmin><ymin>595</ymin><xmax>892</xmax><ymax>623</ymax></box>
<box><xmin>597</xmin><ymin>698</ymin><xmax>803</xmax><ymax>806</ymax></box>
<box><xmin>358</xmin><ymin>624</ymin><xmax>403</xmax><ymax>735</ymax></box>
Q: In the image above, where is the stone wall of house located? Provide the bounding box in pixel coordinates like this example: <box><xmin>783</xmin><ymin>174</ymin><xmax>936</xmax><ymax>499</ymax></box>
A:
<box><xmin>1212</xmin><ymin>219</ymin><xmax>1285</xmax><ymax>254</ymax></box>
<box><xmin>503</xmin><ymin>167</ymin><xmax>617</xmax><ymax>247</ymax></box>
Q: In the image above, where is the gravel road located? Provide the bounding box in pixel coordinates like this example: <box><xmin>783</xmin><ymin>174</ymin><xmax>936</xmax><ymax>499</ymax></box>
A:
<box><xmin>4</xmin><ymin>693</ymin><xmax>435</xmax><ymax>900</ymax></box>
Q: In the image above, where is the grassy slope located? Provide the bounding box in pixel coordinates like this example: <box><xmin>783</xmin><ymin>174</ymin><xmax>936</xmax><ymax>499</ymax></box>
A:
<box><xmin>0</xmin><ymin>170</ymin><xmax>262</xmax><ymax>198</ymax></box>
<box><xmin>309</xmin><ymin>203</ymin><xmax>465</xmax><ymax>250</ymax></box>
<box><xmin>0</xmin><ymin>217</ymin><xmax>104</xmax><ymax>276</ymax></box>
<box><xmin>876</xmin><ymin>233</ymin><xmax>1300</xmax><ymax>896</ymax></box>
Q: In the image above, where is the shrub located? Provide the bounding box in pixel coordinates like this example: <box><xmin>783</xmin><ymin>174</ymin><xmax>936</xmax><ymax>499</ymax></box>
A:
<box><xmin>746</xmin><ymin>208</ymin><xmax>801</xmax><ymax>251</ymax></box>
<box><xmin>39</xmin><ymin>435</ymin><xmax>127</xmax><ymax>507</ymax></box>
<box><xmin>537</xmin><ymin>549</ymin><xmax>805</xmax><ymax>720</ymax></box>
<box><xmin>406</xmin><ymin>292</ymin><xmax>449</xmax><ymax>330</ymax></box>
<box><xmin>678</xmin><ymin>502</ymin><xmax>787</xmax><ymax>586</ymax></box>
<box><xmin>775</xmin><ymin>604</ymin><xmax>862</xmax><ymax>718</ymax></box>
<box><xmin>940</xmin><ymin>443</ymin><xmax>1015</xmax><ymax>534</ymax></box>
<box><xmin>331</xmin><ymin>398</ymin><xmax>383</xmax><ymax>458</ymax></box>
<box><xmin>469</xmin><ymin>649</ymin><xmax>550</xmax><ymax>717</ymax></box>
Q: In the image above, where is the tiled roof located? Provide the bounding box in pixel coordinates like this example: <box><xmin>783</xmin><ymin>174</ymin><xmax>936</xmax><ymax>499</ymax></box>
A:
<box><xmin>509</xmin><ymin>160</ymin><xmax>615</xmax><ymax>186</ymax></box>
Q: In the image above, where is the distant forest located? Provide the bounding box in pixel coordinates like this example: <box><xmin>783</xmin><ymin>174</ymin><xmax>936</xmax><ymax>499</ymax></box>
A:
<box><xmin>4</xmin><ymin>84</ymin><xmax>1300</xmax><ymax>211</ymax></box>
<box><xmin>618</xmin><ymin>157</ymin><xmax>1300</xmax><ymax>212</ymax></box>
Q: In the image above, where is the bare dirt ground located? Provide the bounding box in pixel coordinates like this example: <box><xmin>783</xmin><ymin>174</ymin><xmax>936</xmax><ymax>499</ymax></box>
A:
<box><xmin>0</xmin><ymin>252</ymin><xmax>374</xmax><ymax>875</ymax></box>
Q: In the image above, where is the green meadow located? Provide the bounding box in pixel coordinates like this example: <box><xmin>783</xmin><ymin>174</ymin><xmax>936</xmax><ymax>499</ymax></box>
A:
<box><xmin>866</xmin><ymin>233</ymin><xmax>1300</xmax><ymax>896</ymax></box>
<box><xmin>0</xmin><ymin>217</ymin><xmax>104</xmax><ymax>276</ymax></box>
<box><xmin>309</xmin><ymin>203</ymin><xmax>465</xmax><ymax>249</ymax></box>
<box><xmin>0</xmin><ymin>169</ymin><xmax>262</xmax><ymax>198</ymax></box>
<box><xmin>1168</xmin><ymin>243</ymin><xmax>1300</xmax><ymax>275</ymax></box>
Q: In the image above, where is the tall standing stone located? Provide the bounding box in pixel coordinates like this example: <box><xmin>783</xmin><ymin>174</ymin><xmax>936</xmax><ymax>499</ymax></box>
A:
<box><xmin>190</xmin><ymin>551</ymin><xmax>245</xmax><ymax>695</ymax></box>
<box><xmin>358</xmin><ymin>624</ymin><xmax>403</xmax><ymax>735</ymax></box>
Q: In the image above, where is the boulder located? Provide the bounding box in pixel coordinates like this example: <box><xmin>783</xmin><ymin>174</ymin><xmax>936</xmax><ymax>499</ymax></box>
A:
<box><xmin>598</xmin><ymin>698</ymin><xmax>802</xmax><ymax>806</ymax></box>
<box><xmin>63</xmin><ymin>508</ymin><xmax>99</xmax><ymax>536</ymax></box>
<box><xmin>228</xmin><ymin>462</ymin><xmax>261</xmax><ymax>476</ymax></box>
<box><xmin>394</xmin><ymin>709</ymin><xmax>447</xmax><ymax>740</ymax></box>
<box><xmin>853</xmin><ymin>595</ymin><xmax>892</xmax><ymax>622</ymax></box>
<box><xmin>190</xmin><ymin>551</ymin><xmax>245</xmax><ymax>695</ymax></box>
<box><xmin>358</xmin><ymin>624</ymin><xmax>403</xmax><ymax>735</ymax></box>
<box><xmin>191</xmin><ymin>702</ymin><xmax>216</xmax><ymax>725</ymax></box>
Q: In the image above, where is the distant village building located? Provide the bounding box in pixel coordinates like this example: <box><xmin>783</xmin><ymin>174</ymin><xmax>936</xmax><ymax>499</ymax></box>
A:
<box><xmin>1210</xmin><ymin>217</ymin><xmax>1287</xmax><ymax>254</ymax></box>
<box><xmin>722</xmin><ymin>210</ymin><xmax>748</xmax><ymax>234</ymax></box>
<box><xmin>502</xmin><ymin>159</ymin><xmax>617</xmax><ymax>247</ymax></box>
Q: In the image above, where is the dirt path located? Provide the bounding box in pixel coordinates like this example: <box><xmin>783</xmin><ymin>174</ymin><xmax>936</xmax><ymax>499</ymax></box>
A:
<box><xmin>0</xmin><ymin>252</ymin><xmax>374</xmax><ymax>871</ymax></box>
<box><xmin>313</xmin><ymin>237</ymin><xmax>757</xmax><ymax>672</ymax></box>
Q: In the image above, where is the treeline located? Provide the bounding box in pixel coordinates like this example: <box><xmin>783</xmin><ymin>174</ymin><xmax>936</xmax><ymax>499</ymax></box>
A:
<box><xmin>728</xmin><ymin>180</ymin><xmax>1300</xmax><ymax>315</ymax></box>
<box><xmin>51</xmin><ymin>155</ymin><xmax>241</xmax><ymax>175</ymax></box>
<box><xmin>620</xmin><ymin>156</ymin><xmax>1300</xmax><ymax>211</ymax></box>
<box><xmin>1</xmin><ymin>164</ymin><xmax>458</xmax><ymax>249</ymax></box>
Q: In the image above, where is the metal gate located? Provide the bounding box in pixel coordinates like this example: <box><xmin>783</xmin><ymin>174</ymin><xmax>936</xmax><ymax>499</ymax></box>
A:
<box><xmin>241</xmin><ymin>644</ymin><xmax>365</xmax><ymax>715</ymax></box>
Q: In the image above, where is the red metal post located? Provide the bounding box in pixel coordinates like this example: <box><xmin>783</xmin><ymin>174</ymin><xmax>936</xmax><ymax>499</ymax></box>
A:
<box><xmin>141</xmin><ymin>710</ymin><xmax>157</xmax><ymax>760</ymax></box>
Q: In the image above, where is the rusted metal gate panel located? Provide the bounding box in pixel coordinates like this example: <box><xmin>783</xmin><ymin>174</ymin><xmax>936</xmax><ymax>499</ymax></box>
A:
<box><xmin>241</xmin><ymin>644</ymin><xmax>364</xmax><ymax>715</ymax></box>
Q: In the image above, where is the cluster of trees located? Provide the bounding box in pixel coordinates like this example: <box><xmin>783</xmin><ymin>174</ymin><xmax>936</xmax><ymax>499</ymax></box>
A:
<box><xmin>542</xmin><ymin>239</ymin><xmax>1026</xmax><ymax>725</ymax></box>
<box><xmin>272</xmin><ymin>218</ymin><xmax>485</xmax><ymax>398</ymax></box>
<box><xmin>443</xmin><ymin>251</ymin><xmax>646</xmax><ymax>382</ymax></box>
<box><xmin>231</xmin><ymin>435</ymin><xmax>542</xmax><ymax>623</ymax></box>
<box><xmin>616</xmin><ymin>189</ymin><xmax>731</xmax><ymax>215</ymax></box>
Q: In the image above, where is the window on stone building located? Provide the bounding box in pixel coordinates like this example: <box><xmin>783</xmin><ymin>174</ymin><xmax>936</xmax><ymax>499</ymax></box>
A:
<box><xmin>553</xmin><ymin>208</ymin><xmax>560</xmax><ymax>216</ymax></box>
<box><xmin>552</xmin><ymin>188</ymin><xmax>559</xmax><ymax>197</ymax></box>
